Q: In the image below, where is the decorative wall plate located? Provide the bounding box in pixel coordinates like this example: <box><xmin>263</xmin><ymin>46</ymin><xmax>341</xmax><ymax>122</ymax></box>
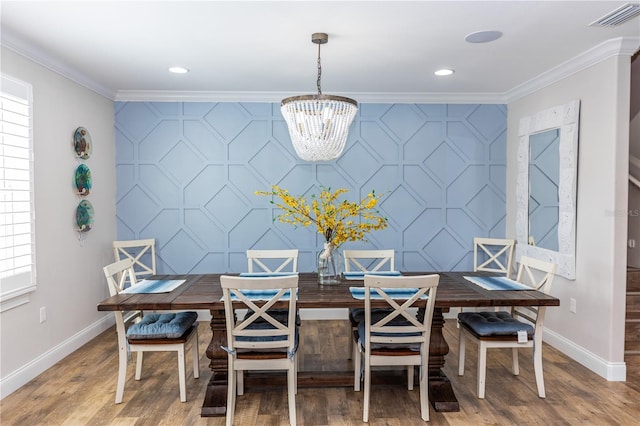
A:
<box><xmin>76</xmin><ymin>200</ymin><xmax>94</xmax><ymax>232</ymax></box>
<box><xmin>74</xmin><ymin>126</ymin><xmax>92</xmax><ymax>159</ymax></box>
<box><xmin>74</xmin><ymin>164</ymin><xmax>92</xmax><ymax>195</ymax></box>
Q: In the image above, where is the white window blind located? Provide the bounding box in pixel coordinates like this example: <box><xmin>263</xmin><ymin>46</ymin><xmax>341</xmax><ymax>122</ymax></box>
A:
<box><xmin>0</xmin><ymin>74</ymin><xmax>35</xmax><ymax>311</ymax></box>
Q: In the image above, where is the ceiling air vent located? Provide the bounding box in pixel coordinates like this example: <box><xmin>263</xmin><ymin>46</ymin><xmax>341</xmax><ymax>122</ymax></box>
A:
<box><xmin>590</xmin><ymin>2</ymin><xmax>640</xmax><ymax>26</ymax></box>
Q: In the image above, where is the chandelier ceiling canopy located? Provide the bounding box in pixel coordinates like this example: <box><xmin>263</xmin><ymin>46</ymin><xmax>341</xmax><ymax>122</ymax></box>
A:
<box><xmin>281</xmin><ymin>33</ymin><xmax>358</xmax><ymax>162</ymax></box>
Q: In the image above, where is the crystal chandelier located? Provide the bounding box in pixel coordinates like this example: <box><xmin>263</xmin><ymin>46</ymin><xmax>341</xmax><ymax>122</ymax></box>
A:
<box><xmin>281</xmin><ymin>33</ymin><xmax>358</xmax><ymax>162</ymax></box>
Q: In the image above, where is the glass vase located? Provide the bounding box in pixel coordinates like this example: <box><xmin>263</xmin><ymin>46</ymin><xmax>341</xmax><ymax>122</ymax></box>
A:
<box><xmin>317</xmin><ymin>242</ymin><xmax>343</xmax><ymax>285</ymax></box>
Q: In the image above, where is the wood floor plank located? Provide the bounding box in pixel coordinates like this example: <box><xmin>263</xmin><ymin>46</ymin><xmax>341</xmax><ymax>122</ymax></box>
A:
<box><xmin>2</xmin><ymin>320</ymin><xmax>640</xmax><ymax>425</ymax></box>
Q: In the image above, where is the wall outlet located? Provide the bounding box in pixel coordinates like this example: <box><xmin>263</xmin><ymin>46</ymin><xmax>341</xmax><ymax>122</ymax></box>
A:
<box><xmin>569</xmin><ymin>298</ymin><xmax>577</xmax><ymax>314</ymax></box>
<box><xmin>629</xmin><ymin>239</ymin><xmax>636</xmax><ymax>248</ymax></box>
<box><xmin>39</xmin><ymin>306</ymin><xmax>46</xmax><ymax>323</ymax></box>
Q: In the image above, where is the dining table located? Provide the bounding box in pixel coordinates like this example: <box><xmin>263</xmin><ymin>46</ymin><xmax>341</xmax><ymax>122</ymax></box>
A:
<box><xmin>97</xmin><ymin>271</ymin><xmax>560</xmax><ymax>417</ymax></box>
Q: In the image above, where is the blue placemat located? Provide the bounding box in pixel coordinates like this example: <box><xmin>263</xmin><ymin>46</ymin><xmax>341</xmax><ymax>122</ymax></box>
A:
<box><xmin>239</xmin><ymin>272</ymin><xmax>299</xmax><ymax>277</ymax></box>
<box><xmin>343</xmin><ymin>271</ymin><xmax>402</xmax><ymax>280</ymax></box>
<box><xmin>463</xmin><ymin>276</ymin><xmax>530</xmax><ymax>291</ymax></box>
<box><xmin>224</xmin><ymin>288</ymin><xmax>298</xmax><ymax>301</ymax></box>
<box><xmin>121</xmin><ymin>279</ymin><xmax>186</xmax><ymax>294</ymax></box>
<box><xmin>349</xmin><ymin>287</ymin><xmax>427</xmax><ymax>300</ymax></box>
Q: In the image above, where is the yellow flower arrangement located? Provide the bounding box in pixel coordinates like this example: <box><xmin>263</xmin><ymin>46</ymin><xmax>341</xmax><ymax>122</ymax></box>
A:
<box><xmin>255</xmin><ymin>185</ymin><xmax>388</xmax><ymax>247</ymax></box>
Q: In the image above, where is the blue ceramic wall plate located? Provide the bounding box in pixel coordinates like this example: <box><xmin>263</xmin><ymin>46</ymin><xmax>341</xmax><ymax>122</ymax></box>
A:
<box><xmin>74</xmin><ymin>164</ymin><xmax>92</xmax><ymax>195</ymax></box>
<box><xmin>76</xmin><ymin>200</ymin><xmax>94</xmax><ymax>232</ymax></box>
<box><xmin>74</xmin><ymin>127</ymin><xmax>92</xmax><ymax>159</ymax></box>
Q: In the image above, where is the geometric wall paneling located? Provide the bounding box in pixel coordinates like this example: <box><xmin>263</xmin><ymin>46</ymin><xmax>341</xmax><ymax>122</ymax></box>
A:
<box><xmin>379</xmin><ymin>104</ymin><xmax>426</xmax><ymax>141</ymax></box>
<box><xmin>423</xmin><ymin>227</ymin><xmax>468</xmax><ymax>271</ymax></box>
<box><xmin>161</xmin><ymin>228</ymin><xmax>206</xmax><ymax>273</ymax></box>
<box><xmin>359</xmin><ymin>121</ymin><xmax>400</xmax><ymax>162</ymax></box>
<box><xmin>115</xmin><ymin>102</ymin><xmax>507</xmax><ymax>274</ymax></box>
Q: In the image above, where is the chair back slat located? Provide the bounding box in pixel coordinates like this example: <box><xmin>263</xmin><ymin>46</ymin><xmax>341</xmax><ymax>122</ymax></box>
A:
<box><xmin>344</xmin><ymin>249</ymin><xmax>395</xmax><ymax>272</ymax></box>
<box><xmin>473</xmin><ymin>237</ymin><xmax>515</xmax><ymax>278</ymax></box>
<box><xmin>246</xmin><ymin>249</ymin><xmax>299</xmax><ymax>273</ymax></box>
<box><xmin>113</xmin><ymin>239</ymin><xmax>157</xmax><ymax>282</ymax></box>
<box><xmin>103</xmin><ymin>258</ymin><xmax>137</xmax><ymax>296</ymax></box>
<box><xmin>516</xmin><ymin>255</ymin><xmax>556</xmax><ymax>293</ymax></box>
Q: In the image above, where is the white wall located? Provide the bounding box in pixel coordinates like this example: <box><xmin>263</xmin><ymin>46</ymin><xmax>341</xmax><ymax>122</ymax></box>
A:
<box><xmin>507</xmin><ymin>54</ymin><xmax>632</xmax><ymax>380</ymax></box>
<box><xmin>0</xmin><ymin>47</ymin><xmax>116</xmax><ymax>397</ymax></box>
<box><xmin>628</xmin><ymin>109</ymin><xmax>640</xmax><ymax>267</ymax></box>
<box><xmin>627</xmin><ymin>56</ymin><xmax>640</xmax><ymax>267</ymax></box>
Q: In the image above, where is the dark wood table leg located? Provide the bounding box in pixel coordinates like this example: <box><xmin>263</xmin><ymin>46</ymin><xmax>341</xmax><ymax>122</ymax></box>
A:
<box><xmin>427</xmin><ymin>308</ymin><xmax>460</xmax><ymax>412</ymax></box>
<box><xmin>201</xmin><ymin>309</ymin><xmax>228</xmax><ymax>417</ymax></box>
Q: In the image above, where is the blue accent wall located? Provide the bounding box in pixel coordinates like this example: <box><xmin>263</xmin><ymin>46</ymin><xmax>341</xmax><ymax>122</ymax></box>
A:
<box><xmin>114</xmin><ymin>102</ymin><xmax>507</xmax><ymax>274</ymax></box>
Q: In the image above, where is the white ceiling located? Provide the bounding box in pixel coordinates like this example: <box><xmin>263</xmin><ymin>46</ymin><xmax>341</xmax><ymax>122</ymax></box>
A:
<box><xmin>1</xmin><ymin>1</ymin><xmax>639</xmax><ymax>103</ymax></box>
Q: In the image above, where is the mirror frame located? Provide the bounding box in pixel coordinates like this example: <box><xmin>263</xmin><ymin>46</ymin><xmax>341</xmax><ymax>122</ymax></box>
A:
<box><xmin>515</xmin><ymin>99</ymin><xmax>580</xmax><ymax>279</ymax></box>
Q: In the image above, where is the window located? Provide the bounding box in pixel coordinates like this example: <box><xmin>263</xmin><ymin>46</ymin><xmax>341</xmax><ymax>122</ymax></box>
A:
<box><xmin>0</xmin><ymin>74</ymin><xmax>35</xmax><ymax>312</ymax></box>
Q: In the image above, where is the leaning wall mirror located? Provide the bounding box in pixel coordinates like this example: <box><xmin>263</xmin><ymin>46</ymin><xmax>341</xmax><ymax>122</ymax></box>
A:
<box><xmin>516</xmin><ymin>99</ymin><xmax>580</xmax><ymax>279</ymax></box>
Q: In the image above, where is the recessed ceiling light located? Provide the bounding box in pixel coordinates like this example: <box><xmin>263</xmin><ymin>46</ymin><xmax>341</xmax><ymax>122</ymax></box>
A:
<box><xmin>465</xmin><ymin>30</ymin><xmax>503</xmax><ymax>44</ymax></box>
<box><xmin>169</xmin><ymin>67</ymin><xmax>189</xmax><ymax>74</ymax></box>
<box><xmin>434</xmin><ymin>69</ymin><xmax>454</xmax><ymax>76</ymax></box>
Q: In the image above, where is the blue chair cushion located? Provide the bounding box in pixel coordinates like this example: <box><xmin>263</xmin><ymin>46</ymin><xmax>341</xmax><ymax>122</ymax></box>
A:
<box><xmin>458</xmin><ymin>311</ymin><xmax>534</xmax><ymax>337</ymax></box>
<box><xmin>243</xmin><ymin>308</ymin><xmax>301</xmax><ymax>326</ymax></box>
<box><xmin>357</xmin><ymin>320</ymin><xmax>422</xmax><ymax>351</ymax></box>
<box><xmin>127</xmin><ymin>312</ymin><xmax>198</xmax><ymax>339</ymax></box>
<box><xmin>349</xmin><ymin>307</ymin><xmax>394</xmax><ymax>325</ymax></box>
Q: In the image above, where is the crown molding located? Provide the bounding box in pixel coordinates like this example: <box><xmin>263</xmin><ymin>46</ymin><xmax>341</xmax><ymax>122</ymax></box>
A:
<box><xmin>113</xmin><ymin>90</ymin><xmax>507</xmax><ymax>104</ymax></box>
<box><xmin>505</xmin><ymin>36</ymin><xmax>640</xmax><ymax>104</ymax></box>
<box><xmin>3</xmin><ymin>26</ymin><xmax>637</xmax><ymax>106</ymax></box>
<box><xmin>0</xmin><ymin>29</ymin><xmax>115</xmax><ymax>100</ymax></box>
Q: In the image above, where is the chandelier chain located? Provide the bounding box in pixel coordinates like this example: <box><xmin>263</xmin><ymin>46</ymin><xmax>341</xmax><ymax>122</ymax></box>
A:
<box><xmin>317</xmin><ymin>42</ymin><xmax>322</xmax><ymax>95</ymax></box>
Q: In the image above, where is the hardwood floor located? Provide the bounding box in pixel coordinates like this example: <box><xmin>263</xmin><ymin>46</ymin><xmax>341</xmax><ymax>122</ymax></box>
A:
<box><xmin>2</xmin><ymin>319</ymin><xmax>640</xmax><ymax>425</ymax></box>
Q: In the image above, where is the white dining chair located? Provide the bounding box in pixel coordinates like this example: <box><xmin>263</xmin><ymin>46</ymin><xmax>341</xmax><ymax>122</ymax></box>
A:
<box><xmin>462</xmin><ymin>237</ymin><xmax>517</xmax><ymax>315</ymax></box>
<box><xmin>220</xmin><ymin>274</ymin><xmax>299</xmax><ymax>426</ymax></box>
<box><xmin>353</xmin><ymin>274</ymin><xmax>439</xmax><ymax>422</ymax></box>
<box><xmin>102</xmin><ymin>259</ymin><xmax>199</xmax><ymax>404</ymax></box>
<box><xmin>241</xmin><ymin>249</ymin><xmax>300</xmax><ymax>393</ymax></box>
<box><xmin>458</xmin><ymin>256</ymin><xmax>557</xmax><ymax>399</ymax></box>
<box><xmin>344</xmin><ymin>249</ymin><xmax>395</xmax><ymax>358</ymax></box>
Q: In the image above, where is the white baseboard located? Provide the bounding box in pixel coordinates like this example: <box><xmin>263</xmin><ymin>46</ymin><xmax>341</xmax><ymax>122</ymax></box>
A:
<box><xmin>0</xmin><ymin>314</ymin><xmax>115</xmax><ymax>399</ymax></box>
<box><xmin>544</xmin><ymin>327</ymin><xmax>626</xmax><ymax>381</ymax></box>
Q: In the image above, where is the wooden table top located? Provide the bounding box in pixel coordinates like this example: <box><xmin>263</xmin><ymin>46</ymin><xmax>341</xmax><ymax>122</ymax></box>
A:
<box><xmin>97</xmin><ymin>272</ymin><xmax>560</xmax><ymax>312</ymax></box>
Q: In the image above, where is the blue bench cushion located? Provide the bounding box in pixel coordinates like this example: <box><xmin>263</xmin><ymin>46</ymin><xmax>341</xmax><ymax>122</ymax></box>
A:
<box><xmin>458</xmin><ymin>311</ymin><xmax>534</xmax><ymax>337</ymax></box>
<box><xmin>127</xmin><ymin>312</ymin><xmax>198</xmax><ymax>339</ymax></box>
